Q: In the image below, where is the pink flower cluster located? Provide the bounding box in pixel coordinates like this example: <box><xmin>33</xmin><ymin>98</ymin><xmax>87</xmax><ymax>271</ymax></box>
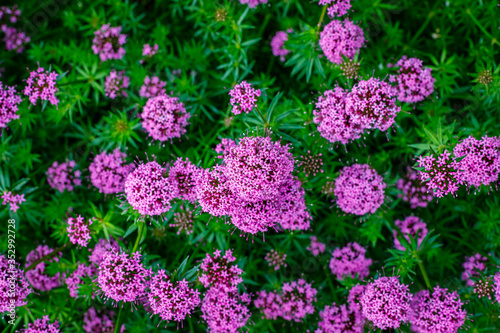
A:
<box><xmin>139</xmin><ymin>76</ymin><xmax>166</xmax><ymax>98</ymax></box>
<box><xmin>170</xmin><ymin>206</ymin><xmax>194</xmax><ymax>235</ymax></box>
<box><xmin>148</xmin><ymin>269</ymin><xmax>200</xmax><ymax>322</ymax></box>
<box><xmin>396</xmin><ymin>167</ymin><xmax>434</xmax><ymax>208</ymax></box>
<box><xmin>124</xmin><ymin>160</ymin><xmax>175</xmax><ymax>216</ymax></box>
<box><xmin>1</xmin><ymin>191</ymin><xmax>26</xmax><ymax>212</ymax></box>
<box><xmin>25</xmin><ymin>245</ymin><xmax>63</xmax><ymax>292</ymax></box>
<box><xmin>495</xmin><ymin>272</ymin><xmax>500</xmax><ymax>304</ymax></box>
<box><xmin>360</xmin><ymin>276</ymin><xmax>412</xmax><ymax>330</ymax></box>
<box><xmin>334</xmin><ymin>164</ymin><xmax>386</xmax><ymax>216</ymax></box>
<box><xmin>46</xmin><ymin>159</ymin><xmax>82</xmax><ymax>193</ymax></box>
<box><xmin>24</xmin><ymin>67</ymin><xmax>59</xmax><ymax>107</ymax></box>
<box><xmin>319</xmin><ymin>0</ymin><xmax>352</xmax><ymax>18</ymax></box>
<box><xmin>0</xmin><ymin>83</ymin><xmax>22</xmax><ymax>129</ymax></box>
<box><xmin>83</xmin><ymin>307</ymin><xmax>124</xmax><ymax>333</ymax></box>
<box><xmin>393</xmin><ymin>216</ymin><xmax>428</xmax><ymax>251</ymax></box>
<box><xmin>314</xmin><ymin>78</ymin><xmax>400</xmax><ymax>145</ymax></box>
<box><xmin>316</xmin><ymin>302</ymin><xmax>364</xmax><ymax>333</ymax></box>
<box><xmin>409</xmin><ymin>287</ymin><xmax>467</xmax><ymax>333</ymax></box>
<box><xmin>270</xmin><ymin>31</ymin><xmax>291</xmax><ymax>62</ymax></box>
<box><xmin>66</xmin><ymin>263</ymin><xmax>96</xmax><ymax>298</ymax></box>
<box><xmin>141</xmin><ymin>43</ymin><xmax>159</xmax><ymax>63</ymax></box>
<box><xmin>92</xmin><ymin>24</ymin><xmax>126</xmax><ymax>61</ymax></box>
<box><xmin>1</xmin><ymin>26</ymin><xmax>30</xmax><ymax>53</ymax></box>
<box><xmin>329</xmin><ymin>242</ymin><xmax>372</xmax><ymax>280</ymax></box>
<box><xmin>389</xmin><ymin>56</ymin><xmax>435</xmax><ymax>103</ymax></box>
<box><xmin>299</xmin><ymin>151</ymin><xmax>324</xmax><ymax>177</ymax></box>
<box><xmin>168</xmin><ymin>157</ymin><xmax>201</xmax><ymax>203</ymax></box>
<box><xmin>97</xmin><ymin>251</ymin><xmax>152</xmax><ymax>303</ymax></box>
<box><xmin>255</xmin><ymin>279</ymin><xmax>317</xmax><ymax>322</ymax></box>
<box><xmin>89</xmin><ymin>148</ymin><xmax>133</xmax><ymax>194</ymax></box>
<box><xmin>0</xmin><ymin>255</ymin><xmax>32</xmax><ymax>312</ymax></box>
<box><xmin>21</xmin><ymin>316</ymin><xmax>60</xmax><ymax>333</ymax></box>
<box><xmin>461</xmin><ymin>253</ymin><xmax>487</xmax><ymax>287</ymax></box>
<box><xmin>0</xmin><ymin>5</ymin><xmax>21</xmax><ymax>26</ymax></box>
<box><xmin>104</xmin><ymin>70</ymin><xmax>129</xmax><ymax>99</ymax></box>
<box><xmin>313</xmin><ymin>87</ymin><xmax>360</xmax><ymax>145</ymax></box>
<box><xmin>265</xmin><ymin>249</ymin><xmax>287</xmax><ymax>270</ymax></box>
<box><xmin>88</xmin><ymin>238</ymin><xmax>120</xmax><ymax>265</ymax></box>
<box><xmin>67</xmin><ymin>215</ymin><xmax>93</xmax><ymax>247</ymax></box>
<box><xmin>141</xmin><ymin>94</ymin><xmax>190</xmax><ymax>142</ymax></box>
<box><xmin>319</xmin><ymin>19</ymin><xmax>365</xmax><ymax>65</ymax></box>
<box><xmin>307</xmin><ymin>236</ymin><xmax>326</xmax><ymax>256</ymax></box>
<box><xmin>417</xmin><ymin>150</ymin><xmax>459</xmax><ymax>197</ymax></box>
<box><xmin>197</xmin><ymin>136</ymin><xmax>311</xmax><ymax>234</ymax></box>
<box><xmin>228</xmin><ymin>80</ymin><xmax>261</xmax><ymax>115</ymax></box>
<box><xmin>201</xmin><ymin>285</ymin><xmax>251</xmax><ymax>333</ymax></box>
<box><xmin>199</xmin><ymin>249</ymin><xmax>244</xmax><ymax>288</ymax></box>
<box><xmin>238</xmin><ymin>0</ymin><xmax>268</xmax><ymax>8</ymax></box>
<box><xmin>452</xmin><ymin>135</ymin><xmax>500</xmax><ymax>188</ymax></box>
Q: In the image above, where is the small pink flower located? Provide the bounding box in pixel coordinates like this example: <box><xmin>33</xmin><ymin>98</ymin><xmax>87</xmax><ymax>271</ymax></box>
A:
<box><xmin>46</xmin><ymin>159</ymin><xmax>82</xmax><ymax>193</ymax></box>
<box><xmin>83</xmin><ymin>307</ymin><xmax>124</xmax><ymax>333</ymax></box>
<box><xmin>307</xmin><ymin>236</ymin><xmax>326</xmax><ymax>256</ymax></box>
<box><xmin>199</xmin><ymin>249</ymin><xmax>244</xmax><ymax>288</ymax></box>
<box><xmin>92</xmin><ymin>24</ymin><xmax>126</xmax><ymax>61</ymax></box>
<box><xmin>0</xmin><ymin>255</ymin><xmax>32</xmax><ymax>312</ymax></box>
<box><xmin>393</xmin><ymin>216</ymin><xmax>428</xmax><ymax>251</ymax></box>
<box><xmin>104</xmin><ymin>70</ymin><xmax>129</xmax><ymax>99</ymax></box>
<box><xmin>24</xmin><ymin>66</ymin><xmax>59</xmax><ymax>107</ymax></box>
<box><xmin>319</xmin><ymin>19</ymin><xmax>365</xmax><ymax>65</ymax></box>
<box><xmin>389</xmin><ymin>56</ymin><xmax>435</xmax><ymax>103</ymax></box>
<box><xmin>238</xmin><ymin>0</ymin><xmax>268</xmax><ymax>8</ymax></box>
<box><xmin>461</xmin><ymin>253</ymin><xmax>487</xmax><ymax>287</ymax></box>
<box><xmin>0</xmin><ymin>83</ymin><xmax>22</xmax><ymax>129</ymax></box>
<box><xmin>67</xmin><ymin>215</ymin><xmax>93</xmax><ymax>247</ymax></box>
<box><xmin>25</xmin><ymin>245</ymin><xmax>63</xmax><ymax>292</ymax></box>
<box><xmin>89</xmin><ymin>148</ymin><xmax>133</xmax><ymax>194</ymax></box>
<box><xmin>228</xmin><ymin>80</ymin><xmax>261</xmax><ymax>115</ymax></box>
<box><xmin>271</xmin><ymin>31</ymin><xmax>290</xmax><ymax>61</ymax></box>
<box><xmin>265</xmin><ymin>249</ymin><xmax>287</xmax><ymax>270</ymax></box>
<box><xmin>139</xmin><ymin>75</ymin><xmax>166</xmax><ymax>98</ymax></box>
<box><xmin>329</xmin><ymin>242</ymin><xmax>372</xmax><ymax>280</ymax></box>
<box><xmin>1</xmin><ymin>190</ymin><xmax>25</xmax><ymax>212</ymax></box>
<box><xmin>66</xmin><ymin>263</ymin><xmax>96</xmax><ymax>298</ymax></box>
<box><xmin>20</xmin><ymin>316</ymin><xmax>60</xmax><ymax>333</ymax></box>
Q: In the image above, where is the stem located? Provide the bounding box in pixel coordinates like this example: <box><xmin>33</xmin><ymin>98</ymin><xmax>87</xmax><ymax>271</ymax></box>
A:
<box><xmin>113</xmin><ymin>305</ymin><xmax>123</xmax><ymax>333</ymax></box>
<box><xmin>131</xmin><ymin>222</ymin><xmax>145</xmax><ymax>254</ymax></box>
<box><xmin>188</xmin><ymin>316</ymin><xmax>195</xmax><ymax>333</ymax></box>
<box><xmin>409</xmin><ymin>11</ymin><xmax>434</xmax><ymax>44</ymax></box>
<box><xmin>25</xmin><ymin>242</ymin><xmax>71</xmax><ymax>272</ymax></box>
<box><xmin>466</xmin><ymin>9</ymin><xmax>499</xmax><ymax>45</ymax></box>
<box><xmin>414</xmin><ymin>251</ymin><xmax>432</xmax><ymax>290</ymax></box>
<box><xmin>316</xmin><ymin>5</ymin><xmax>328</xmax><ymax>36</ymax></box>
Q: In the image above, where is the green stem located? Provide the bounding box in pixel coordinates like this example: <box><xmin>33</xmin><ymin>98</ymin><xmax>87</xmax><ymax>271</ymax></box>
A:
<box><xmin>131</xmin><ymin>222</ymin><xmax>145</xmax><ymax>254</ymax></box>
<box><xmin>466</xmin><ymin>9</ymin><xmax>499</xmax><ymax>45</ymax></box>
<box><xmin>25</xmin><ymin>242</ymin><xmax>71</xmax><ymax>272</ymax></box>
<box><xmin>316</xmin><ymin>6</ymin><xmax>328</xmax><ymax>36</ymax></box>
<box><xmin>113</xmin><ymin>306</ymin><xmax>124</xmax><ymax>333</ymax></box>
<box><xmin>409</xmin><ymin>11</ymin><xmax>434</xmax><ymax>44</ymax></box>
<box><xmin>188</xmin><ymin>316</ymin><xmax>195</xmax><ymax>333</ymax></box>
<box><xmin>414</xmin><ymin>251</ymin><xmax>432</xmax><ymax>290</ymax></box>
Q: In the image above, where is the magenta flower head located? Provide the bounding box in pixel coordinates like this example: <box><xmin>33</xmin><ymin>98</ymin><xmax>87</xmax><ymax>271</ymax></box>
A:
<box><xmin>83</xmin><ymin>307</ymin><xmax>124</xmax><ymax>333</ymax></box>
<box><xmin>148</xmin><ymin>269</ymin><xmax>201</xmax><ymax>322</ymax></box>
<box><xmin>0</xmin><ymin>255</ymin><xmax>32</xmax><ymax>312</ymax></box>
<box><xmin>2</xmin><ymin>26</ymin><xmax>30</xmax><ymax>53</ymax></box>
<box><xmin>321</xmin><ymin>0</ymin><xmax>352</xmax><ymax>18</ymax></box>
<box><xmin>46</xmin><ymin>159</ymin><xmax>82</xmax><ymax>193</ymax></box>
<box><xmin>66</xmin><ymin>263</ymin><xmax>96</xmax><ymax>298</ymax></box>
<box><xmin>195</xmin><ymin>165</ymin><xmax>236</xmax><ymax>217</ymax></box>
<box><xmin>389</xmin><ymin>56</ymin><xmax>435</xmax><ymax>103</ymax></box>
<box><xmin>238</xmin><ymin>0</ymin><xmax>268</xmax><ymax>8</ymax></box>
<box><xmin>316</xmin><ymin>303</ymin><xmax>364</xmax><ymax>333</ymax></box>
<box><xmin>141</xmin><ymin>94</ymin><xmax>190</xmax><ymax>142</ymax></box>
<box><xmin>279</xmin><ymin>279</ymin><xmax>317</xmax><ymax>322</ymax></box>
<box><xmin>313</xmin><ymin>87</ymin><xmax>361</xmax><ymax>145</ymax></box>
<box><xmin>329</xmin><ymin>242</ymin><xmax>372</xmax><ymax>280</ymax></box>
<box><xmin>201</xmin><ymin>285</ymin><xmax>251</xmax><ymax>333</ymax></box>
<box><xmin>0</xmin><ymin>5</ymin><xmax>21</xmax><ymax>24</ymax></box>
<box><xmin>417</xmin><ymin>150</ymin><xmax>459</xmax><ymax>198</ymax></box>
<box><xmin>124</xmin><ymin>160</ymin><xmax>175</xmax><ymax>217</ymax></box>
<box><xmin>89</xmin><ymin>148</ymin><xmax>133</xmax><ymax>195</ymax></box>
<box><xmin>97</xmin><ymin>251</ymin><xmax>152</xmax><ymax>303</ymax></box>
<box><xmin>452</xmin><ymin>135</ymin><xmax>500</xmax><ymax>188</ymax></box>
<box><xmin>141</xmin><ymin>43</ymin><xmax>159</xmax><ymax>63</ymax></box>
<box><xmin>334</xmin><ymin>164</ymin><xmax>386</xmax><ymax>216</ymax></box>
<box><xmin>139</xmin><ymin>75</ymin><xmax>167</xmax><ymax>98</ymax></box>
<box><xmin>361</xmin><ymin>276</ymin><xmax>412</xmax><ymax>330</ymax></box>
<box><xmin>168</xmin><ymin>157</ymin><xmax>201</xmax><ymax>203</ymax></box>
<box><xmin>170</xmin><ymin>205</ymin><xmax>194</xmax><ymax>235</ymax></box>
<box><xmin>25</xmin><ymin>245</ymin><xmax>63</xmax><ymax>292</ymax></box>
<box><xmin>199</xmin><ymin>249</ymin><xmax>244</xmax><ymax>288</ymax></box>
<box><xmin>307</xmin><ymin>236</ymin><xmax>326</xmax><ymax>256</ymax></box>
<box><xmin>265</xmin><ymin>249</ymin><xmax>287</xmax><ymax>270</ymax></box>
<box><xmin>346</xmin><ymin>77</ymin><xmax>401</xmax><ymax>132</ymax></box>
<box><xmin>461</xmin><ymin>253</ymin><xmax>487</xmax><ymax>287</ymax></box>
<box><xmin>393</xmin><ymin>216</ymin><xmax>428</xmax><ymax>251</ymax></box>
<box><xmin>20</xmin><ymin>316</ymin><xmax>60</xmax><ymax>333</ymax></box>
<box><xmin>0</xmin><ymin>83</ymin><xmax>22</xmax><ymax>129</ymax></box>
<box><xmin>1</xmin><ymin>191</ymin><xmax>26</xmax><ymax>212</ymax></box>
<box><xmin>222</xmin><ymin>136</ymin><xmax>294</xmax><ymax>202</ymax></box>
<box><xmin>88</xmin><ymin>237</ymin><xmax>120</xmax><ymax>265</ymax></box>
<box><xmin>396</xmin><ymin>167</ymin><xmax>434</xmax><ymax>209</ymax></box>
<box><xmin>494</xmin><ymin>272</ymin><xmax>500</xmax><ymax>304</ymax></box>
<box><xmin>299</xmin><ymin>151</ymin><xmax>324</xmax><ymax>177</ymax></box>
<box><xmin>228</xmin><ymin>80</ymin><xmax>261</xmax><ymax>115</ymax></box>
<box><xmin>104</xmin><ymin>70</ymin><xmax>129</xmax><ymax>99</ymax></box>
<box><xmin>319</xmin><ymin>19</ymin><xmax>365</xmax><ymax>65</ymax></box>
<box><xmin>67</xmin><ymin>215</ymin><xmax>93</xmax><ymax>247</ymax></box>
<box><xmin>254</xmin><ymin>290</ymin><xmax>282</xmax><ymax>320</ymax></box>
<box><xmin>271</xmin><ymin>31</ymin><xmax>291</xmax><ymax>61</ymax></box>
<box><xmin>409</xmin><ymin>287</ymin><xmax>467</xmax><ymax>333</ymax></box>
<box><xmin>347</xmin><ymin>284</ymin><xmax>366</xmax><ymax>313</ymax></box>
<box><xmin>24</xmin><ymin>66</ymin><xmax>59</xmax><ymax>107</ymax></box>
<box><xmin>92</xmin><ymin>24</ymin><xmax>126</xmax><ymax>61</ymax></box>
